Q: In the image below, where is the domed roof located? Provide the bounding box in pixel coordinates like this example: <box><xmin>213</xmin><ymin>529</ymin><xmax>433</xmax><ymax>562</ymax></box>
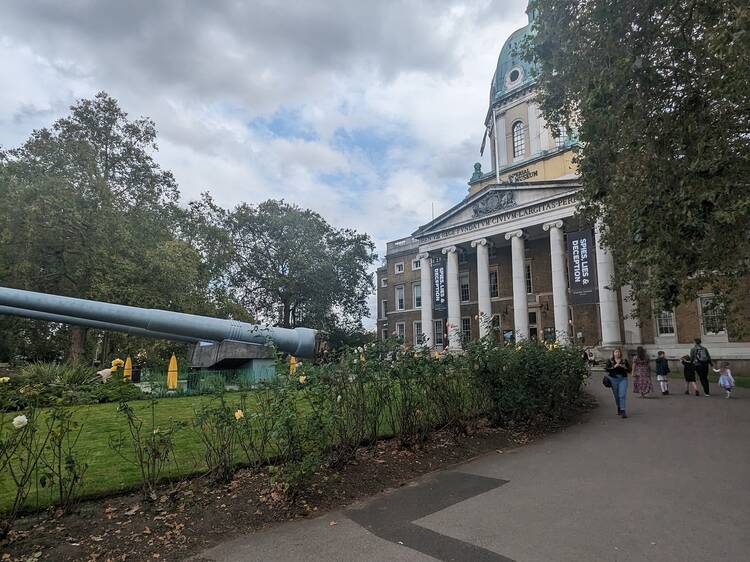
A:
<box><xmin>490</xmin><ymin>14</ymin><xmax>538</xmax><ymax>104</ymax></box>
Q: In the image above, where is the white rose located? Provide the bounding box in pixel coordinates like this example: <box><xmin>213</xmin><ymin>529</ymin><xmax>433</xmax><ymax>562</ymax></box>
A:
<box><xmin>336</xmin><ymin>395</ymin><xmax>342</xmax><ymax>403</ymax></box>
<box><xmin>12</xmin><ymin>415</ymin><xmax>28</xmax><ymax>429</ymax></box>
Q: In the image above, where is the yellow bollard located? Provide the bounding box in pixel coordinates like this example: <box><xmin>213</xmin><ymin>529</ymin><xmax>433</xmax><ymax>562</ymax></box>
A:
<box><xmin>289</xmin><ymin>356</ymin><xmax>298</xmax><ymax>374</ymax></box>
<box><xmin>167</xmin><ymin>353</ymin><xmax>178</xmax><ymax>390</ymax></box>
<box><xmin>123</xmin><ymin>356</ymin><xmax>133</xmax><ymax>381</ymax></box>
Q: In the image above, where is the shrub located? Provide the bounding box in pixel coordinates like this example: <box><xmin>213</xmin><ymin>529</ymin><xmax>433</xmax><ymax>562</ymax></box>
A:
<box><xmin>236</xmin><ymin>386</ymin><xmax>281</xmax><ymax>469</ymax></box>
<box><xmin>109</xmin><ymin>400</ymin><xmax>183</xmax><ymax>501</ymax></box>
<box><xmin>193</xmin><ymin>394</ymin><xmax>240</xmax><ymax>483</ymax></box>
<box><xmin>465</xmin><ymin>338</ymin><xmax>587</xmax><ymax>429</ymax></box>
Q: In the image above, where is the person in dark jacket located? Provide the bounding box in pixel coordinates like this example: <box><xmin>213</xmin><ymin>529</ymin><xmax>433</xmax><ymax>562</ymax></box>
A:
<box><xmin>655</xmin><ymin>351</ymin><xmax>670</xmax><ymax>395</ymax></box>
<box><xmin>605</xmin><ymin>347</ymin><xmax>631</xmax><ymax>418</ymax></box>
<box><xmin>681</xmin><ymin>355</ymin><xmax>699</xmax><ymax>396</ymax></box>
<box><xmin>690</xmin><ymin>338</ymin><xmax>713</xmax><ymax>396</ymax></box>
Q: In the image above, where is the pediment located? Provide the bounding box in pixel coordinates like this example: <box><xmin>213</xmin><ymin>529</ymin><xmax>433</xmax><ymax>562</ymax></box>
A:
<box><xmin>413</xmin><ymin>180</ymin><xmax>580</xmax><ymax>239</ymax></box>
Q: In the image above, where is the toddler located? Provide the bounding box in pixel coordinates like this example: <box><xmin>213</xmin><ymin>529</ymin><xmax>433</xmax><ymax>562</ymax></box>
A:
<box><xmin>655</xmin><ymin>350</ymin><xmax>670</xmax><ymax>395</ymax></box>
<box><xmin>714</xmin><ymin>362</ymin><xmax>735</xmax><ymax>399</ymax></box>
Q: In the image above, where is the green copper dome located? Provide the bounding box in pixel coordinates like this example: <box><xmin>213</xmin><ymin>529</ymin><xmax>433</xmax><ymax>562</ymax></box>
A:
<box><xmin>490</xmin><ymin>10</ymin><xmax>538</xmax><ymax>104</ymax></box>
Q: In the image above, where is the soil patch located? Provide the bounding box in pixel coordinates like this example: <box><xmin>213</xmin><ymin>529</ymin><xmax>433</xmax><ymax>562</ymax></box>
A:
<box><xmin>1</xmin><ymin>397</ymin><xmax>596</xmax><ymax>561</ymax></box>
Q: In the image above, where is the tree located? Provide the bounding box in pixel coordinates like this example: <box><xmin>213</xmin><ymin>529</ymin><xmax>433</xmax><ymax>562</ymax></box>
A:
<box><xmin>525</xmin><ymin>0</ymin><xmax>750</xmax><ymax>315</ymax></box>
<box><xmin>0</xmin><ymin>92</ymin><xmax>211</xmax><ymax>361</ymax></box>
<box><xmin>223</xmin><ymin>199</ymin><xmax>376</xmax><ymax>330</ymax></box>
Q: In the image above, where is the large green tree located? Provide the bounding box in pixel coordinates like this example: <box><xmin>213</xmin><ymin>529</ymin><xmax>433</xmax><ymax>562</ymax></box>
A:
<box><xmin>222</xmin><ymin>199</ymin><xmax>376</xmax><ymax>330</ymax></box>
<box><xmin>526</xmin><ymin>0</ymin><xmax>750</xmax><ymax>314</ymax></box>
<box><xmin>0</xmin><ymin>93</ymin><xmax>211</xmax><ymax>361</ymax></box>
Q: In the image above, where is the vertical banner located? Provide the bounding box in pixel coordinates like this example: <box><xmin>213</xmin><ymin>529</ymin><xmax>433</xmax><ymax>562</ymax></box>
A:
<box><xmin>567</xmin><ymin>229</ymin><xmax>598</xmax><ymax>304</ymax></box>
<box><xmin>432</xmin><ymin>256</ymin><xmax>447</xmax><ymax>318</ymax></box>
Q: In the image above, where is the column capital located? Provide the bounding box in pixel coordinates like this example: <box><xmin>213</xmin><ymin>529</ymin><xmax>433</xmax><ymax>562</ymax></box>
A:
<box><xmin>441</xmin><ymin>246</ymin><xmax>457</xmax><ymax>255</ymax></box>
<box><xmin>542</xmin><ymin>220</ymin><xmax>564</xmax><ymax>232</ymax></box>
<box><xmin>504</xmin><ymin>229</ymin><xmax>524</xmax><ymax>241</ymax></box>
<box><xmin>416</xmin><ymin>251</ymin><xmax>430</xmax><ymax>260</ymax></box>
<box><xmin>470</xmin><ymin>238</ymin><xmax>488</xmax><ymax>248</ymax></box>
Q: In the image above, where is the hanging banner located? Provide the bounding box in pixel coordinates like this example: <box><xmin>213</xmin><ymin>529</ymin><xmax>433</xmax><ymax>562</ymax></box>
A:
<box><xmin>432</xmin><ymin>257</ymin><xmax>447</xmax><ymax>317</ymax></box>
<box><xmin>567</xmin><ymin>229</ymin><xmax>598</xmax><ymax>304</ymax></box>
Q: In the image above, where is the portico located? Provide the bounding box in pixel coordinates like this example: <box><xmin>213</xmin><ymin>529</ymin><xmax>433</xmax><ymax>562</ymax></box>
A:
<box><xmin>413</xmin><ymin>183</ymin><xmax>621</xmax><ymax>350</ymax></box>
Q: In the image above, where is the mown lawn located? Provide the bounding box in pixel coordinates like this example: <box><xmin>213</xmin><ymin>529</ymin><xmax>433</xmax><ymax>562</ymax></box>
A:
<box><xmin>0</xmin><ymin>393</ymin><xmax>252</xmax><ymax>512</ymax></box>
<box><xmin>669</xmin><ymin>372</ymin><xmax>750</xmax><ymax>388</ymax></box>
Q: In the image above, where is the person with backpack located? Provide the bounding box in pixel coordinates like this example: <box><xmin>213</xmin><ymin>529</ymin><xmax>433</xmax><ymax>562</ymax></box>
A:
<box><xmin>690</xmin><ymin>338</ymin><xmax>713</xmax><ymax>396</ymax></box>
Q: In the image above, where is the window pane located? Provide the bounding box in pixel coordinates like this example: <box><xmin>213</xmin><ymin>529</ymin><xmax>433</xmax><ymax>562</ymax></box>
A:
<box><xmin>396</xmin><ymin>287</ymin><xmax>404</xmax><ymax>310</ymax></box>
<box><xmin>414</xmin><ymin>283</ymin><xmax>421</xmax><ymax>308</ymax></box>
<box><xmin>512</xmin><ymin>121</ymin><xmax>525</xmax><ymax>158</ymax></box>
<box><xmin>525</xmin><ymin>263</ymin><xmax>533</xmax><ymax>294</ymax></box>
<box><xmin>414</xmin><ymin>321</ymin><xmax>423</xmax><ymax>344</ymax></box>
<box><xmin>381</xmin><ymin>300</ymin><xmax>388</xmax><ymax>317</ymax></box>
<box><xmin>656</xmin><ymin>310</ymin><xmax>675</xmax><ymax>335</ymax></box>
<box><xmin>460</xmin><ymin>276</ymin><xmax>470</xmax><ymax>302</ymax></box>
<box><xmin>700</xmin><ymin>297</ymin><xmax>726</xmax><ymax>335</ymax></box>
<box><xmin>461</xmin><ymin>318</ymin><xmax>471</xmax><ymax>343</ymax></box>
<box><xmin>489</xmin><ymin>271</ymin><xmax>499</xmax><ymax>298</ymax></box>
<box><xmin>434</xmin><ymin>320</ymin><xmax>444</xmax><ymax>346</ymax></box>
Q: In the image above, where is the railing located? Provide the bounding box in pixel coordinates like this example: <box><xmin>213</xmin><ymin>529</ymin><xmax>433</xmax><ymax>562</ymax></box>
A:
<box><xmin>138</xmin><ymin>367</ymin><xmax>279</xmax><ymax>396</ymax></box>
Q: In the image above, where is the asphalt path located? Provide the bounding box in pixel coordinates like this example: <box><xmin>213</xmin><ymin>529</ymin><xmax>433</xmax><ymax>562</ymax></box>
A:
<box><xmin>198</xmin><ymin>379</ymin><xmax>749</xmax><ymax>562</ymax></box>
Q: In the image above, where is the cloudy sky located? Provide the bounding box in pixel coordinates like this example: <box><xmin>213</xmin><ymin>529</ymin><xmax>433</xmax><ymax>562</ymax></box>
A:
<box><xmin>0</xmin><ymin>0</ymin><xmax>529</xmax><ymax>326</ymax></box>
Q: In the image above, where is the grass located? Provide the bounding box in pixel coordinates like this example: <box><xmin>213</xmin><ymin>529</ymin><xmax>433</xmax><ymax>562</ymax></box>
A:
<box><xmin>0</xmin><ymin>393</ymin><xmax>252</xmax><ymax>513</ymax></box>
<box><xmin>669</xmin><ymin>372</ymin><xmax>749</xmax><ymax>388</ymax></box>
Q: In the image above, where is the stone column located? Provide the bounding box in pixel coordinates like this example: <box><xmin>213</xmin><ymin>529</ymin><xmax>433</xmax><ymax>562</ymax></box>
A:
<box><xmin>504</xmin><ymin>230</ymin><xmax>529</xmax><ymax>339</ymax></box>
<box><xmin>594</xmin><ymin>221</ymin><xmax>622</xmax><ymax>346</ymax></box>
<box><xmin>417</xmin><ymin>252</ymin><xmax>433</xmax><ymax>347</ymax></box>
<box><xmin>620</xmin><ymin>284</ymin><xmax>642</xmax><ymax>344</ymax></box>
<box><xmin>543</xmin><ymin>220</ymin><xmax>570</xmax><ymax>343</ymax></box>
<box><xmin>471</xmin><ymin>238</ymin><xmax>491</xmax><ymax>337</ymax></box>
<box><xmin>442</xmin><ymin>246</ymin><xmax>462</xmax><ymax>350</ymax></box>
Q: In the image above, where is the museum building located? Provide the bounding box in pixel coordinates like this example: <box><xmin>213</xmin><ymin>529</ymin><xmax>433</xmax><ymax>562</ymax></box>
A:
<box><xmin>376</xmin><ymin>8</ymin><xmax>750</xmax><ymax>366</ymax></box>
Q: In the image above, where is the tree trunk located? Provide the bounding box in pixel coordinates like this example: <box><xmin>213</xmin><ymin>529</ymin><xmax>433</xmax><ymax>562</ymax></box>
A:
<box><xmin>69</xmin><ymin>326</ymin><xmax>88</xmax><ymax>362</ymax></box>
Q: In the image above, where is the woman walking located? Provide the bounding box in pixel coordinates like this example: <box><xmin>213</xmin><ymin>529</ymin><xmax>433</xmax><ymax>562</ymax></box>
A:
<box><xmin>632</xmin><ymin>346</ymin><xmax>653</xmax><ymax>397</ymax></box>
<box><xmin>605</xmin><ymin>347</ymin><xmax>631</xmax><ymax>418</ymax></box>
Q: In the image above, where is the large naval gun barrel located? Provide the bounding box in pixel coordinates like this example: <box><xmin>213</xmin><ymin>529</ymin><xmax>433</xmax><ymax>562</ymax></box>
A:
<box><xmin>0</xmin><ymin>287</ymin><xmax>319</xmax><ymax>358</ymax></box>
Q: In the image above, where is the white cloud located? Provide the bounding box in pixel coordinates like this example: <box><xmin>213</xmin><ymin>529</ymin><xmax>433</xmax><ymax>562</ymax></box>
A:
<box><xmin>0</xmin><ymin>0</ymin><xmax>530</xmax><ymax>328</ymax></box>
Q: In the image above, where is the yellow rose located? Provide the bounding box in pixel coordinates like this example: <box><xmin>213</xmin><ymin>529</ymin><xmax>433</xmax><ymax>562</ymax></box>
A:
<box><xmin>234</xmin><ymin>409</ymin><xmax>244</xmax><ymax>420</ymax></box>
<box><xmin>298</xmin><ymin>375</ymin><xmax>307</xmax><ymax>385</ymax></box>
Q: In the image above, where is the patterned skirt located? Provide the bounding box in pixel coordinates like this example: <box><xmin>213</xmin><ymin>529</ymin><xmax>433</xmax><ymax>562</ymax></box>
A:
<box><xmin>633</xmin><ymin>374</ymin><xmax>653</xmax><ymax>395</ymax></box>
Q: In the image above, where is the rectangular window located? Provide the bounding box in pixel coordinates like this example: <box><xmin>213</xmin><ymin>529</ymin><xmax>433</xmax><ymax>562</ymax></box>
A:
<box><xmin>700</xmin><ymin>297</ymin><xmax>726</xmax><ymax>335</ymax></box>
<box><xmin>460</xmin><ymin>275</ymin><xmax>470</xmax><ymax>302</ymax></box>
<box><xmin>395</xmin><ymin>286</ymin><xmax>405</xmax><ymax>311</ymax></box>
<box><xmin>412</xmin><ymin>259</ymin><xmax>421</xmax><ymax>270</ymax></box>
<box><xmin>544</xmin><ymin>327</ymin><xmax>556</xmax><ymax>342</ymax></box>
<box><xmin>395</xmin><ymin>262</ymin><xmax>405</xmax><ymax>274</ymax></box>
<box><xmin>381</xmin><ymin>328</ymin><xmax>389</xmax><ymax>341</ymax></box>
<box><xmin>414</xmin><ymin>321</ymin><xmax>423</xmax><ymax>344</ymax></box>
<box><xmin>461</xmin><ymin>317</ymin><xmax>472</xmax><ymax>343</ymax></box>
<box><xmin>395</xmin><ymin>322</ymin><xmax>405</xmax><ymax>340</ymax></box>
<box><xmin>491</xmin><ymin>314</ymin><xmax>500</xmax><ymax>328</ymax></box>
<box><xmin>525</xmin><ymin>263</ymin><xmax>533</xmax><ymax>294</ymax></box>
<box><xmin>381</xmin><ymin>300</ymin><xmax>388</xmax><ymax>318</ymax></box>
<box><xmin>458</xmin><ymin>251</ymin><xmax>468</xmax><ymax>264</ymax></box>
<box><xmin>489</xmin><ymin>270</ymin><xmax>499</xmax><ymax>298</ymax></box>
<box><xmin>434</xmin><ymin>319</ymin><xmax>444</xmax><ymax>346</ymax></box>
<box><xmin>381</xmin><ymin>277</ymin><xmax>388</xmax><ymax>288</ymax></box>
<box><xmin>489</xmin><ymin>245</ymin><xmax>497</xmax><ymax>258</ymax></box>
<box><xmin>413</xmin><ymin>283</ymin><xmax>422</xmax><ymax>309</ymax></box>
<box><xmin>656</xmin><ymin>310</ymin><xmax>675</xmax><ymax>336</ymax></box>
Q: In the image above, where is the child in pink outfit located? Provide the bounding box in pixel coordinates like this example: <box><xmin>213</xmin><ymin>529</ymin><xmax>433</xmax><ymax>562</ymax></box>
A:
<box><xmin>714</xmin><ymin>362</ymin><xmax>735</xmax><ymax>399</ymax></box>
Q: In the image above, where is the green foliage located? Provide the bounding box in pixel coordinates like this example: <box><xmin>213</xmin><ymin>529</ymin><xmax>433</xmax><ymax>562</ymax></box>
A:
<box><xmin>525</xmin><ymin>0</ymin><xmax>750</xmax><ymax>312</ymax></box>
<box><xmin>108</xmin><ymin>400</ymin><xmax>184</xmax><ymax>501</ymax></box>
<box><xmin>465</xmin><ymin>338</ymin><xmax>587</xmax><ymax>428</ymax></box>
<box><xmin>192</xmin><ymin>394</ymin><xmax>240</xmax><ymax>483</ymax></box>
<box><xmin>39</xmin><ymin>407</ymin><xmax>88</xmax><ymax>513</ymax></box>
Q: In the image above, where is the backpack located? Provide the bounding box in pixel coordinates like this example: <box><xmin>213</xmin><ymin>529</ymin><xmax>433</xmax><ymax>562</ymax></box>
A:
<box><xmin>695</xmin><ymin>346</ymin><xmax>709</xmax><ymax>364</ymax></box>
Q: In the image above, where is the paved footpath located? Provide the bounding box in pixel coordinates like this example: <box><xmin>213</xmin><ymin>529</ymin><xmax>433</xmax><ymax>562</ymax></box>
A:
<box><xmin>198</xmin><ymin>381</ymin><xmax>750</xmax><ymax>562</ymax></box>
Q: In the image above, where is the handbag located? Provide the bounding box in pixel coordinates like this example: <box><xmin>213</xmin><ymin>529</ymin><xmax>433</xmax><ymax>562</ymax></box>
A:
<box><xmin>602</xmin><ymin>375</ymin><xmax>612</xmax><ymax>388</ymax></box>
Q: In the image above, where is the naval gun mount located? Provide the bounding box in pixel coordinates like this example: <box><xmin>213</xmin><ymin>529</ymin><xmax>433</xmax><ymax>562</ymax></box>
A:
<box><xmin>0</xmin><ymin>287</ymin><xmax>321</xmax><ymax>371</ymax></box>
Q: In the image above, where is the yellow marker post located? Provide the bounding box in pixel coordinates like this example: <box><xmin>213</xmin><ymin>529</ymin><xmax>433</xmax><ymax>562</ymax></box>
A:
<box><xmin>123</xmin><ymin>356</ymin><xmax>133</xmax><ymax>381</ymax></box>
<box><xmin>167</xmin><ymin>353</ymin><xmax>178</xmax><ymax>390</ymax></box>
<box><xmin>289</xmin><ymin>356</ymin><xmax>297</xmax><ymax>375</ymax></box>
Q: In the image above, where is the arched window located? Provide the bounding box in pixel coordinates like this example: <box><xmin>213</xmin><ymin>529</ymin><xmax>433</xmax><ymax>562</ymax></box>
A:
<box><xmin>512</xmin><ymin>121</ymin><xmax>525</xmax><ymax>159</ymax></box>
